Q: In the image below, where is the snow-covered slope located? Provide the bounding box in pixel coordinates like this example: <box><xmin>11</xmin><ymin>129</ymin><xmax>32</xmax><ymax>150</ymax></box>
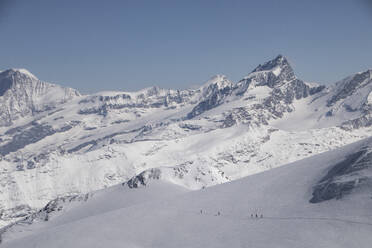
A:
<box><xmin>2</xmin><ymin>137</ymin><xmax>372</xmax><ymax>248</ymax></box>
<box><xmin>0</xmin><ymin>181</ymin><xmax>188</xmax><ymax>243</ymax></box>
<box><xmin>0</xmin><ymin>55</ymin><xmax>371</xmax><ymax>227</ymax></box>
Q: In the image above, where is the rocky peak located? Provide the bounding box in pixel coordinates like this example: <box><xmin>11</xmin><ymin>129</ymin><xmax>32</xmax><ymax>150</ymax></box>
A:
<box><xmin>253</xmin><ymin>55</ymin><xmax>288</xmax><ymax>72</ymax></box>
<box><xmin>0</xmin><ymin>68</ymin><xmax>80</xmax><ymax>126</ymax></box>
<box><xmin>327</xmin><ymin>69</ymin><xmax>372</xmax><ymax>107</ymax></box>
<box><xmin>1</xmin><ymin>68</ymin><xmax>38</xmax><ymax>79</ymax></box>
<box><xmin>252</xmin><ymin>55</ymin><xmax>295</xmax><ymax>82</ymax></box>
<box><xmin>239</xmin><ymin>55</ymin><xmax>296</xmax><ymax>89</ymax></box>
<box><xmin>200</xmin><ymin>75</ymin><xmax>233</xmax><ymax>98</ymax></box>
<box><xmin>124</xmin><ymin>168</ymin><xmax>162</xmax><ymax>188</ymax></box>
<box><xmin>187</xmin><ymin>75</ymin><xmax>234</xmax><ymax>119</ymax></box>
<box><xmin>0</xmin><ymin>69</ymin><xmax>39</xmax><ymax>96</ymax></box>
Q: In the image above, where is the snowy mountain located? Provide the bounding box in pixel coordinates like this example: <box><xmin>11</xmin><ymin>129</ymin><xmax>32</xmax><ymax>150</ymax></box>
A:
<box><xmin>2</xmin><ymin>137</ymin><xmax>372</xmax><ymax>247</ymax></box>
<box><xmin>0</xmin><ymin>69</ymin><xmax>80</xmax><ymax>126</ymax></box>
<box><xmin>0</xmin><ymin>55</ymin><xmax>371</xmax><ymax>228</ymax></box>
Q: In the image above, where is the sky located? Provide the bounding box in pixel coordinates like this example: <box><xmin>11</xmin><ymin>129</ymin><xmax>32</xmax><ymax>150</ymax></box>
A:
<box><xmin>1</xmin><ymin>0</ymin><xmax>372</xmax><ymax>93</ymax></box>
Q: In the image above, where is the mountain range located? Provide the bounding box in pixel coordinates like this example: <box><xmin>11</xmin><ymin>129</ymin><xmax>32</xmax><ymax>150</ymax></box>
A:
<box><xmin>0</xmin><ymin>55</ymin><xmax>371</xmax><ymax>242</ymax></box>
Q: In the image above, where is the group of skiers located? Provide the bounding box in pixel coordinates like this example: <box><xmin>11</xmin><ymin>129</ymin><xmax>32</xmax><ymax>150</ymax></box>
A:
<box><xmin>199</xmin><ymin>210</ymin><xmax>221</xmax><ymax>215</ymax></box>
<box><xmin>251</xmin><ymin>213</ymin><xmax>263</xmax><ymax>218</ymax></box>
<box><xmin>199</xmin><ymin>209</ymin><xmax>263</xmax><ymax>218</ymax></box>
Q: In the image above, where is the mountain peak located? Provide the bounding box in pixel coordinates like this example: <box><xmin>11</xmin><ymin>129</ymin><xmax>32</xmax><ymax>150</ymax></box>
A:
<box><xmin>199</xmin><ymin>74</ymin><xmax>231</xmax><ymax>91</ymax></box>
<box><xmin>240</xmin><ymin>55</ymin><xmax>296</xmax><ymax>88</ymax></box>
<box><xmin>252</xmin><ymin>54</ymin><xmax>292</xmax><ymax>74</ymax></box>
<box><xmin>0</xmin><ymin>68</ymin><xmax>39</xmax><ymax>97</ymax></box>
<box><xmin>1</xmin><ymin>68</ymin><xmax>38</xmax><ymax>81</ymax></box>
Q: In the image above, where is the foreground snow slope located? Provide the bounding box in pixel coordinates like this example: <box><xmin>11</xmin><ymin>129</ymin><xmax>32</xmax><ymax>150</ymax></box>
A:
<box><xmin>3</xmin><ymin>137</ymin><xmax>372</xmax><ymax>248</ymax></box>
<box><xmin>0</xmin><ymin>181</ymin><xmax>188</xmax><ymax>243</ymax></box>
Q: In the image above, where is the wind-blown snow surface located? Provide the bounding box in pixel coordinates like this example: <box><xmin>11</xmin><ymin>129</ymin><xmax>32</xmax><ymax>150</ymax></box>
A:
<box><xmin>0</xmin><ymin>55</ymin><xmax>371</xmax><ymax>227</ymax></box>
<box><xmin>2</xmin><ymin>137</ymin><xmax>372</xmax><ymax>248</ymax></box>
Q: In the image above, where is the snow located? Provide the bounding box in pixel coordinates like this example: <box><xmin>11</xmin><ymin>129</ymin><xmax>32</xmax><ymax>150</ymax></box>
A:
<box><xmin>272</xmin><ymin>66</ymin><xmax>281</xmax><ymax>76</ymax></box>
<box><xmin>10</xmin><ymin>69</ymin><xmax>38</xmax><ymax>80</ymax></box>
<box><xmin>304</xmin><ymin>81</ymin><xmax>321</xmax><ymax>87</ymax></box>
<box><xmin>1</xmin><ymin>181</ymin><xmax>188</xmax><ymax>242</ymax></box>
<box><xmin>2</xmin><ymin>137</ymin><xmax>372</xmax><ymax>248</ymax></box>
<box><xmin>367</xmin><ymin>92</ymin><xmax>372</xmax><ymax>105</ymax></box>
<box><xmin>245</xmin><ymin>85</ymin><xmax>272</xmax><ymax>100</ymax></box>
<box><xmin>200</xmin><ymin>74</ymin><xmax>229</xmax><ymax>88</ymax></box>
<box><xmin>2</xmin><ymin>117</ymin><xmax>368</xmax><ymax>223</ymax></box>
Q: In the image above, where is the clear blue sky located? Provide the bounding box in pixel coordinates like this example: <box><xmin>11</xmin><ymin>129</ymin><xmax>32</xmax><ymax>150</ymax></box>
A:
<box><xmin>1</xmin><ymin>0</ymin><xmax>372</xmax><ymax>93</ymax></box>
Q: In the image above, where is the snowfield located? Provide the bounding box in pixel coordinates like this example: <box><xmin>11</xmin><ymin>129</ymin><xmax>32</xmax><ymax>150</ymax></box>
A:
<box><xmin>2</xmin><ymin>137</ymin><xmax>372</xmax><ymax>248</ymax></box>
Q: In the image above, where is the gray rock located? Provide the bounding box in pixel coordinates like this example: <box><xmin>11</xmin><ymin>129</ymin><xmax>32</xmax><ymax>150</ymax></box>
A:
<box><xmin>327</xmin><ymin>70</ymin><xmax>371</xmax><ymax>107</ymax></box>
<box><xmin>0</xmin><ymin>69</ymin><xmax>80</xmax><ymax>126</ymax></box>
<box><xmin>310</xmin><ymin>147</ymin><xmax>372</xmax><ymax>203</ymax></box>
<box><xmin>124</xmin><ymin>168</ymin><xmax>162</xmax><ymax>188</ymax></box>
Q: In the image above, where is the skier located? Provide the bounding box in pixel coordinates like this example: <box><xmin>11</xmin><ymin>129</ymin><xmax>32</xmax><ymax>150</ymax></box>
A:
<box><xmin>255</xmin><ymin>213</ymin><xmax>258</xmax><ymax>218</ymax></box>
<box><xmin>200</xmin><ymin>210</ymin><xmax>203</xmax><ymax>214</ymax></box>
<box><xmin>217</xmin><ymin>211</ymin><xmax>221</xmax><ymax>216</ymax></box>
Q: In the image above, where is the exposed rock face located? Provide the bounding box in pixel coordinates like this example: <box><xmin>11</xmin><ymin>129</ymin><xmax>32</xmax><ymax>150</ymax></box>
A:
<box><xmin>250</xmin><ymin>55</ymin><xmax>296</xmax><ymax>87</ymax></box>
<box><xmin>0</xmin><ymin>194</ymin><xmax>89</xmax><ymax>242</ymax></box>
<box><xmin>240</xmin><ymin>55</ymin><xmax>323</xmax><ymax>97</ymax></box>
<box><xmin>0</xmin><ymin>121</ymin><xmax>80</xmax><ymax>157</ymax></box>
<box><xmin>231</xmin><ymin>55</ymin><xmax>325</xmax><ymax>123</ymax></box>
<box><xmin>0</xmin><ymin>205</ymin><xmax>34</xmax><ymax>222</ymax></box>
<box><xmin>78</xmin><ymin>86</ymin><xmax>199</xmax><ymax>117</ymax></box>
<box><xmin>187</xmin><ymin>75</ymin><xmax>234</xmax><ymax>119</ymax></box>
<box><xmin>125</xmin><ymin>168</ymin><xmax>162</xmax><ymax>188</ymax></box>
<box><xmin>0</xmin><ymin>69</ymin><xmax>80</xmax><ymax>126</ymax></box>
<box><xmin>0</xmin><ymin>73</ymin><xmax>13</xmax><ymax>96</ymax></box>
<box><xmin>327</xmin><ymin>70</ymin><xmax>372</xmax><ymax>107</ymax></box>
<box><xmin>310</xmin><ymin>146</ymin><xmax>372</xmax><ymax>203</ymax></box>
<box><xmin>325</xmin><ymin>70</ymin><xmax>372</xmax><ymax>129</ymax></box>
<box><xmin>341</xmin><ymin>113</ymin><xmax>372</xmax><ymax>130</ymax></box>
